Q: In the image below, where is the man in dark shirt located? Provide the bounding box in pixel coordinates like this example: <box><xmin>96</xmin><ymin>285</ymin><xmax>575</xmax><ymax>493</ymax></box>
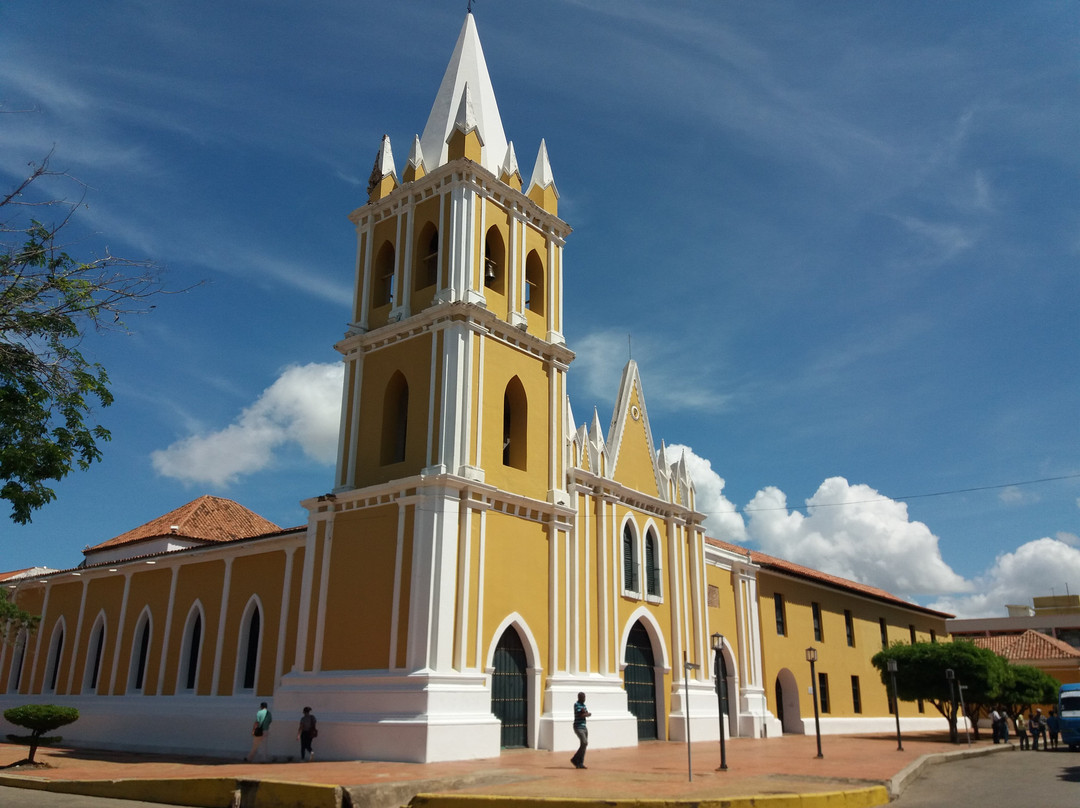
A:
<box><xmin>570</xmin><ymin>692</ymin><xmax>591</xmax><ymax>769</ymax></box>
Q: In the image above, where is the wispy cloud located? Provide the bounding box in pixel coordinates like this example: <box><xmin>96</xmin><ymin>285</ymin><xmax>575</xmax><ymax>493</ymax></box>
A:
<box><xmin>570</xmin><ymin>329</ymin><xmax>732</xmax><ymax>419</ymax></box>
<box><xmin>151</xmin><ymin>362</ymin><xmax>343</xmax><ymax>486</ymax></box>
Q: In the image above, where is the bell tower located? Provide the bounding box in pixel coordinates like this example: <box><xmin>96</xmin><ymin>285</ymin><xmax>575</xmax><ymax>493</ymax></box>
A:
<box><xmin>279</xmin><ymin>13</ymin><xmax>576</xmax><ymax>763</ymax></box>
<box><xmin>333</xmin><ymin>12</ymin><xmax>572</xmax><ymax>498</ymax></box>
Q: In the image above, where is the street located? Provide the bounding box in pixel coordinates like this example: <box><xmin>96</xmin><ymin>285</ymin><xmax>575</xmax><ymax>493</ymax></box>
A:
<box><xmin>893</xmin><ymin>747</ymin><xmax>1079</xmax><ymax>806</ymax></box>
<box><xmin>0</xmin><ymin>786</ymin><xmax>200</xmax><ymax>808</ymax></box>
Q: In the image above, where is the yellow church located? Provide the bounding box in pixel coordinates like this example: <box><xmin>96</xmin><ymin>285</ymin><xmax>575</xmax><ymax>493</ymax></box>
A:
<box><xmin>0</xmin><ymin>14</ymin><xmax>950</xmax><ymax>763</ymax></box>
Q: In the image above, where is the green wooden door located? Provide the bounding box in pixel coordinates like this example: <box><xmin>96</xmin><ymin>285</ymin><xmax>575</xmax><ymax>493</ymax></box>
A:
<box><xmin>624</xmin><ymin>621</ymin><xmax>658</xmax><ymax>740</ymax></box>
<box><xmin>491</xmin><ymin>628</ymin><xmax>528</xmax><ymax>748</ymax></box>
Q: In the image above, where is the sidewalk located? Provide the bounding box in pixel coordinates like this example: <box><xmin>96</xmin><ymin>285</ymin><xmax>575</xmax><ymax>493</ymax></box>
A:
<box><xmin>0</xmin><ymin>732</ymin><xmax>1009</xmax><ymax>808</ymax></box>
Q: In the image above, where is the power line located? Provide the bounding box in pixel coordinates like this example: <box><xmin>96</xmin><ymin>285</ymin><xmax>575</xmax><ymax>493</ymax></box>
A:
<box><xmin>723</xmin><ymin>472</ymin><xmax>1080</xmax><ymax>516</ymax></box>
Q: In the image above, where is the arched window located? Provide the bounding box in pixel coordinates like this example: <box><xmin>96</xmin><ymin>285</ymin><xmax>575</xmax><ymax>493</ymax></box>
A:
<box><xmin>381</xmin><ymin>371</ymin><xmax>409</xmax><ymax>465</ymax></box>
<box><xmin>180</xmin><ymin>606</ymin><xmax>203</xmax><ymax>692</ymax></box>
<box><xmin>414</xmin><ymin>223</ymin><xmax>439</xmax><ymax>290</ymax></box>
<box><xmin>645</xmin><ymin>529</ymin><xmax>660</xmax><ymax>597</ymax></box>
<box><xmin>502</xmin><ymin>376</ymin><xmax>527</xmax><ymax>470</ymax></box>
<box><xmin>128</xmin><ymin>611</ymin><xmax>151</xmax><ymax>693</ymax></box>
<box><xmin>622</xmin><ymin>522</ymin><xmax>639</xmax><ymax>593</ymax></box>
<box><xmin>84</xmin><ymin>615</ymin><xmax>106</xmax><ymax>694</ymax></box>
<box><xmin>7</xmin><ymin>628</ymin><xmax>28</xmax><ymax>693</ymax></box>
<box><xmin>238</xmin><ymin>601</ymin><xmax>262</xmax><ymax>692</ymax></box>
<box><xmin>374</xmin><ymin>240</ymin><xmax>396</xmax><ymax>307</ymax></box>
<box><xmin>524</xmin><ymin>249</ymin><xmax>544</xmax><ymax>314</ymax></box>
<box><xmin>484</xmin><ymin>226</ymin><xmax>505</xmax><ymax>294</ymax></box>
<box><xmin>44</xmin><ymin>620</ymin><xmax>66</xmax><ymax>694</ymax></box>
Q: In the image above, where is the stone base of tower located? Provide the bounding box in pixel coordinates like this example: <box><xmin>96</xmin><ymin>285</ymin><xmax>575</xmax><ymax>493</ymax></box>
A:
<box><xmin>668</xmin><ymin>679</ymin><xmax>727</xmax><ymax>742</ymax></box>
<box><xmin>739</xmin><ymin>685</ymin><xmax>783</xmax><ymax>739</ymax></box>
<box><xmin>539</xmin><ymin>674</ymin><xmax>640</xmax><ymax>751</ymax></box>
<box><xmin>273</xmin><ymin>669</ymin><xmax>501</xmax><ymax>763</ymax></box>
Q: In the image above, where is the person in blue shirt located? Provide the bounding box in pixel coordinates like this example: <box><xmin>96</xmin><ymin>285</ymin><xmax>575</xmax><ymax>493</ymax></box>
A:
<box><xmin>246</xmin><ymin>701</ymin><xmax>273</xmax><ymax>762</ymax></box>
<box><xmin>570</xmin><ymin>692</ymin><xmax>591</xmax><ymax>769</ymax></box>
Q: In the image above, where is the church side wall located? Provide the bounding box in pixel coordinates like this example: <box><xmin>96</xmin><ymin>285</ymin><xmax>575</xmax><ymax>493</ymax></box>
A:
<box><xmin>321</xmin><ymin>505</ymin><xmax>400</xmax><ymax>671</ymax></box>
<box><xmin>757</xmin><ymin>570</ymin><xmax>949</xmax><ymax>732</ymax></box>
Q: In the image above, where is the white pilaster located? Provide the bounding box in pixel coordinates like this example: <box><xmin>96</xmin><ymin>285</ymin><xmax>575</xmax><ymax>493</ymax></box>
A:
<box><xmin>210</xmin><ymin>557</ymin><xmax>233</xmax><ymax>695</ymax></box>
<box><xmin>153</xmin><ymin>567</ymin><xmax>179</xmax><ymax>695</ymax></box>
<box><xmin>312</xmin><ymin>517</ymin><xmax>335</xmax><ymax>673</ymax></box>
<box><xmin>406</xmin><ymin>483</ymin><xmax>462</xmax><ymax>672</ymax></box>
<box><xmin>64</xmin><ymin>578</ymin><xmax>89</xmax><ymax>695</ymax></box>
<box><xmin>106</xmin><ymin>573</ymin><xmax>131</xmax><ymax>696</ymax></box>
<box><xmin>273</xmin><ymin>547</ymin><xmax>296</xmax><ymax>685</ymax></box>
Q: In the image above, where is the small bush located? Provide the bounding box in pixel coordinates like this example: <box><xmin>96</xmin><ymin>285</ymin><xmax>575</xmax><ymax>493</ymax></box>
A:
<box><xmin>4</xmin><ymin>705</ymin><xmax>79</xmax><ymax>763</ymax></box>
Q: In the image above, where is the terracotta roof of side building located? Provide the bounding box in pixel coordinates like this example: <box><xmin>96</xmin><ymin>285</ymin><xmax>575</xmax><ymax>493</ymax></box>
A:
<box><xmin>85</xmin><ymin>494</ymin><xmax>283</xmax><ymax>554</ymax></box>
<box><xmin>969</xmin><ymin>629</ymin><xmax>1080</xmax><ymax>662</ymax></box>
<box><xmin>706</xmin><ymin>536</ymin><xmax>954</xmax><ymax>619</ymax></box>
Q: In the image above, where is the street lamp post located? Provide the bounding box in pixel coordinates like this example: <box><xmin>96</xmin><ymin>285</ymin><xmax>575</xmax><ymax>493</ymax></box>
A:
<box><xmin>711</xmin><ymin>632</ymin><xmax>728</xmax><ymax>771</ymax></box>
<box><xmin>945</xmin><ymin>668</ymin><xmax>958</xmax><ymax>744</ymax></box>
<box><xmin>684</xmin><ymin>653</ymin><xmax>700</xmax><ymax>782</ymax></box>
<box><xmin>887</xmin><ymin>659</ymin><xmax>903</xmax><ymax>751</ymax></box>
<box><xmin>806</xmin><ymin>647</ymin><xmax>823</xmax><ymax>758</ymax></box>
<box><xmin>957</xmin><ymin>682</ymin><xmax>972</xmax><ymax>747</ymax></box>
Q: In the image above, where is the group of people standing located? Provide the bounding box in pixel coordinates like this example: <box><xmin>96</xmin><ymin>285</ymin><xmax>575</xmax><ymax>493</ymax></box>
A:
<box><xmin>990</xmin><ymin>707</ymin><xmax>1060</xmax><ymax>750</ymax></box>
<box><xmin>245</xmin><ymin>702</ymin><xmax>318</xmax><ymax>763</ymax></box>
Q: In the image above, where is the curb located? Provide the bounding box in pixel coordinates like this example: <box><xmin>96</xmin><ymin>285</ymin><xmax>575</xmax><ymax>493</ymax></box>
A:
<box><xmin>887</xmin><ymin>742</ymin><xmax>1014</xmax><ymax>799</ymax></box>
<box><xmin>0</xmin><ymin>774</ymin><xmax>345</xmax><ymax>808</ymax></box>
<box><xmin>407</xmin><ymin>788</ymin><xmax>891</xmax><ymax>808</ymax></box>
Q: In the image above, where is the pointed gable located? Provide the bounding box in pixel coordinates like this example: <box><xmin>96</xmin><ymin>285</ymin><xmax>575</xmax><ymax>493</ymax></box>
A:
<box><xmin>419</xmin><ymin>13</ymin><xmax>508</xmax><ymax>176</ymax></box>
<box><xmin>605</xmin><ymin>361</ymin><xmax>662</xmax><ymax>497</ymax></box>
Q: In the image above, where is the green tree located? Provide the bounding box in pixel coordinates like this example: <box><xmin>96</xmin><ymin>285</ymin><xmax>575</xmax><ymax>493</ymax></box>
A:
<box><xmin>1</xmin><ymin>153</ymin><xmax>167</xmax><ymax>524</ymax></box>
<box><xmin>3</xmin><ymin>704</ymin><xmax>79</xmax><ymax>763</ymax></box>
<box><xmin>0</xmin><ymin>587</ymin><xmax>38</xmax><ymax>644</ymax></box>
<box><xmin>999</xmin><ymin>664</ymin><xmax>1059</xmax><ymax>718</ymax></box>
<box><xmin>872</xmin><ymin>640</ymin><xmax>1008</xmax><ymax>743</ymax></box>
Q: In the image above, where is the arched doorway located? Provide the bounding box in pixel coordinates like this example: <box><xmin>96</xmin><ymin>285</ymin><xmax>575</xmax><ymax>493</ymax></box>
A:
<box><xmin>718</xmin><ymin>646</ymin><xmax>733</xmax><ymax>735</ymax></box>
<box><xmin>774</xmin><ymin>668</ymin><xmax>802</xmax><ymax>734</ymax></box>
<box><xmin>624</xmin><ymin>621</ymin><xmax>658</xmax><ymax>740</ymax></box>
<box><xmin>491</xmin><ymin>627</ymin><xmax>528</xmax><ymax>748</ymax></box>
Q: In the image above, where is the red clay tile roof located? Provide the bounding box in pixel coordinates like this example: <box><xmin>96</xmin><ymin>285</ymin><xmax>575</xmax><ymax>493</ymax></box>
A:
<box><xmin>706</xmin><ymin>536</ymin><xmax>953</xmax><ymax>618</ymax></box>
<box><xmin>85</xmin><ymin>495</ymin><xmax>282</xmax><ymax>554</ymax></box>
<box><xmin>0</xmin><ymin>568</ymin><xmax>42</xmax><ymax>582</ymax></box>
<box><xmin>970</xmin><ymin>629</ymin><xmax>1080</xmax><ymax>661</ymax></box>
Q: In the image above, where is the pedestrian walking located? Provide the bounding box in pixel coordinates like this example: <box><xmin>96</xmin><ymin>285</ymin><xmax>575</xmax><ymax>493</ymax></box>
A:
<box><xmin>1014</xmin><ymin>711</ymin><xmax>1028</xmax><ymax>750</ymax></box>
<box><xmin>246</xmin><ymin>701</ymin><xmax>273</xmax><ymax>762</ymax></box>
<box><xmin>570</xmin><ymin>692</ymin><xmax>591</xmax><ymax>769</ymax></box>
<box><xmin>297</xmin><ymin>706</ymin><xmax>318</xmax><ymax>761</ymax></box>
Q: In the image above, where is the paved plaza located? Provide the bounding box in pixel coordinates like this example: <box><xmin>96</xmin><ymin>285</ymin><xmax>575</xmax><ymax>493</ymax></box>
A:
<box><xmin>0</xmin><ymin>731</ymin><xmax>1026</xmax><ymax>807</ymax></box>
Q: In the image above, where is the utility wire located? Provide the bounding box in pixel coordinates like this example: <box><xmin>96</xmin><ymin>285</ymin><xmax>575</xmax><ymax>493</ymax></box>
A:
<box><xmin>729</xmin><ymin>472</ymin><xmax>1080</xmax><ymax>515</ymax></box>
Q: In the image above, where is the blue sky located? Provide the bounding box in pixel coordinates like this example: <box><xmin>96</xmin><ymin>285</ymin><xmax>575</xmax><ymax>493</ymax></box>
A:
<box><xmin>2</xmin><ymin>1</ymin><xmax>1077</xmax><ymax>617</ymax></box>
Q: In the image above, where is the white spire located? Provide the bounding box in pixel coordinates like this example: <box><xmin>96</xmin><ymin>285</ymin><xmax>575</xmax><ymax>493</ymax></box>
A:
<box><xmin>527</xmin><ymin>138</ymin><xmax>557</xmax><ymax>192</ymax></box>
<box><xmin>407</xmin><ymin>135</ymin><xmax>426</xmax><ymax>171</ymax></box>
<box><xmin>451</xmin><ymin>83</ymin><xmax>483</xmax><ymax>143</ymax></box>
<box><xmin>375</xmin><ymin>134</ymin><xmax>396</xmax><ymax>179</ymax></box>
<box><xmin>420</xmin><ymin>14</ymin><xmax>508</xmax><ymax>175</ymax></box>
<box><xmin>500</xmin><ymin>141</ymin><xmax>520</xmax><ymax>178</ymax></box>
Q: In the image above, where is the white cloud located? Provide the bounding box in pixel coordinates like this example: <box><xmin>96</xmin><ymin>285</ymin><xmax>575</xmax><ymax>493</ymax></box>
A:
<box><xmin>743</xmin><ymin>476</ymin><xmax>971</xmax><ymax>597</ymax></box>
<box><xmin>665</xmin><ymin>444</ymin><xmax>747</xmax><ymax>544</ymax></box>
<box><xmin>151</xmin><ymin>362</ymin><xmax>343</xmax><ymax>486</ymax></box>
<box><xmin>928</xmin><ymin>537</ymin><xmax>1080</xmax><ymax>619</ymax></box>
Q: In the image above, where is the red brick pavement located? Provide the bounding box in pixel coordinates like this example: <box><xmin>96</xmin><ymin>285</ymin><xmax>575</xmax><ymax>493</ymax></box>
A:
<box><xmin>0</xmin><ymin>732</ymin><xmax>1002</xmax><ymax>803</ymax></box>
